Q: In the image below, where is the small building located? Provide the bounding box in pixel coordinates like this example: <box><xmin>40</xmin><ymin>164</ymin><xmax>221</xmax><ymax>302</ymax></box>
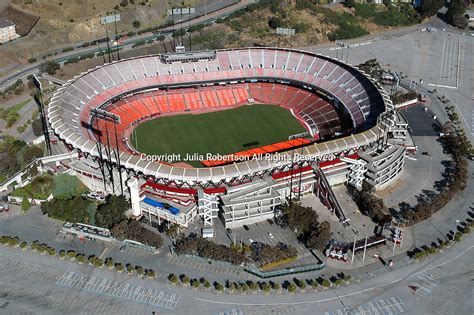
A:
<box><xmin>202</xmin><ymin>227</ymin><xmax>214</xmax><ymax>238</ymax></box>
<box><xmin>0</xmin><ymin>18</ymin><xmax>20</xmax><ymax>44</ymax></box>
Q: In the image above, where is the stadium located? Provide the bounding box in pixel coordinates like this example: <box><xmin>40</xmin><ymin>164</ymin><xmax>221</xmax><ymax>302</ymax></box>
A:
<box><xmin>48</xmin><ymin>47</ymin><xmax>409</xmax><ymax>228</ymax></box>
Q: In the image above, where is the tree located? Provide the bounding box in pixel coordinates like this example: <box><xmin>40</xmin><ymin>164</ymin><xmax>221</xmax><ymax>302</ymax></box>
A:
<box><xmin>112</xmin><ymin>220</ymin><xmax>163</xmax><ymax>248</ymax></box>
<box><xmin>203</xmin><ymin>280</ymin><xmax>211</xmax><ymax>289</ymax></box>
<box><xmin>41</xmin><ymin>196</ymin><xmax>92</xmax><ymax>223</ymax></box>
<box><xmin>95</xmin><ymin>195</ymin><xmax>128</xmax><ymax>229</ymax></box>
<box><xmin>115</xmin><ymin>263</ymin><xmax>124</xmax><ymax>272</ymax></box>
<box><xmin>31</xmin><ymin>119</ymin><xmax>43</xmax><ymax>137</ymax></box>
<box><xmin>356</xmin><ymin>59</ymin><xmax>384</xmax><ymax>82</ymax></box>
<box><xmin>419</xmin><ymin>0</ymin><xmax>445</xmax><ymax>17</ymax></box>
<box><xmin>191</xmin><ymin>279</ymin><xmax>200</xmax><ymax>289</ymax></box>
<box><xmin>105</xmin><ymin>257</ymin><xmax>114</xmax><ymax>268</ymax></box>
<box><xmin>287</xmin><ymin>283</ymin><xmax>297</xmax><ymax>293</ymax></box>
<box><xmin>215</xmin><ymin>283</ymin><xmax>224</xmax><ymax>292</ymax></box>
<box><xmin>39</xmin><ymin>61</ymin><xmax>60</xmax><ymax>75</ymax></box>
<box><xmin>120</xmin><ymin>0</ymin><xmax>128</xmax><ymax>7</ymax></box>
<box><xmin>322</xmin><ymin>279</ymin><xmax>331</xmax><ymax>288</ymax></box>
<box><xmin>306</xmin><ymin>221</ymin><xmax>331</xmax><ymax>251</ymax></box>
<box><xmin>445</xmin><ymin>0</ymin><xmax>468</xmax><ymax>29</ymax></box>
<box><xmin>21</xmin><ymin>197</ymin><xmax>31</xmax><ymax>212</ymax></box>
<box><xmin>181</xmin><ymin>275</ymin><xmax>190</xmax><ymax>285</ymax></box>
<box><xmin>22</xmin><ymin>145</ymin><xmax>44</xmax><ymax>163</ymax></box>
<box><xmin>132</xmin><ymin>20</ymin><xmax>141</xmax><ymax>28</ymax></box>
<box><xmin>169</xmin><ymin>273</ymin><xmax>179</xmax><ymax>284</ymax></box>
<box><xmin>268</xmin><ymin>16</ymin><xmax>282</xmax><ymax>29</ymax></box>
<box><xmin>351</xmin><ymin>181</ymin><xmax>387</xmax><ymax>223</ymax></box>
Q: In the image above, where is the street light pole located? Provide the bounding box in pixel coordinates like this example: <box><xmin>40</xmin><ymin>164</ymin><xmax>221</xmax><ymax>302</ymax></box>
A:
<box><xmin>453</xmin><ymin>219</ymin><xmax>460</xmax><ymax>242</ymax></box>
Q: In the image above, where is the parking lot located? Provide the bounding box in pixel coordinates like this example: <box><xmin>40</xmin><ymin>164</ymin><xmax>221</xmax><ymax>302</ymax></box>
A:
<box><xmin>57</xmin><ymin>271</ymin><xmax>180</xmax><ymax>310</ymax></box>
<box><xmin>325</xmin><ymin>296</ymin><xmax>408</xmax><ymax>315</ymax></box>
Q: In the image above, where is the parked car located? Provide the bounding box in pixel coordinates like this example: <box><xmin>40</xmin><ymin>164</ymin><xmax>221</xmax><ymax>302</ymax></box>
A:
<box><xmin>243</xmin><ymin>225</ymin><xmax>249</xmax><ymax>231</ymax></box>
<box><xmin>248</xmin><ymin>238</ymin><xmax>254</xmax><ymax>244</ymax></box>
<box><xmin>267</xmin><ymin>219</ymin><xmax>274</xmax><ymax>225</ymax></box>
<box><xmin>268</xmin><ymin>232</ymin><xmax>274</xmax><ymax>239</ymax></box>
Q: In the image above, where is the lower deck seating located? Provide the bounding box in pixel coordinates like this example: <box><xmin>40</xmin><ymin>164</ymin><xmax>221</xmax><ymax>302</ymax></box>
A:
<box><xmin>90</xmin><ymin>82</ymin><xmax>347</xmax><ymax>153</ymax></box>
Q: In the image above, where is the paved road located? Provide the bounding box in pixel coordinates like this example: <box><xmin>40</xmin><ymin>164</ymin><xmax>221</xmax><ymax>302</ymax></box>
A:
<box><xmin>0</xmin><ymin>227</ymin><xmax>472</xmax><ymax>314</ymax></box>
<box><xmin>0</xmin><ymin>0</ymin><xmax>256</xmax><ymax>91</ymax></box>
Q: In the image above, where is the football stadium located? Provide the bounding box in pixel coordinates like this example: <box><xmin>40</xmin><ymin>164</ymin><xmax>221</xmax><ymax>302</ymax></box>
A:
<box><xmin>48</xmin><ymin>48</ymin><xmax>409</xmax><ymax>228</ymax></box>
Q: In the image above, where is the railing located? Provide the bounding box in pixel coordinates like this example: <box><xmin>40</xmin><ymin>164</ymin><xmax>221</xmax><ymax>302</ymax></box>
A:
<box><xmin>244</xmin><ymin>262</ymin><xmax>325</xmax><ymax>279</ymax></box>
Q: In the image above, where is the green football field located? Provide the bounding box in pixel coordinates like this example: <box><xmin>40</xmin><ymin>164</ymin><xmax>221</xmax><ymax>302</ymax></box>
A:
<box><xmin>131</xmin><ymin>105</ymin><xmax>307</xmax><ymax>165</ymax></box>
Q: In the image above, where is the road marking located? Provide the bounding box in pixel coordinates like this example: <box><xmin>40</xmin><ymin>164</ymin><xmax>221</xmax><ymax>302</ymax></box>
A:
<box><xmin>326</xmin><ymin>296</ymin><xmax>408</xmax><ymax>315</ymax></box>
<box><xmin>56</xmin><ymin>271</ymin><xmax>180</xmax><ymax>310</ymax></box>
<box><xmin>194</xmin><ymin>245</ymin><xmax>474</xmax><ymax>307</ymax></box>
<box><xmin>440</xmin><ymin>38</ymin><xmax>446</xmax><ymax>81</ymax></box>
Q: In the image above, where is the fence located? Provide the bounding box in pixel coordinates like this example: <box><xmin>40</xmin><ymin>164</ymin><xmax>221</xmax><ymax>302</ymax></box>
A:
<box><xmin>173</xmin><ymin>250</ymin><xmax>326</xmax><ymax>279</ymax></box>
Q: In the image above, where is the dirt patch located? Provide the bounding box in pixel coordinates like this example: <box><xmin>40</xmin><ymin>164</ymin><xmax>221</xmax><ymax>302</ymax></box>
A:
<box><xmin>375</xmin><ymin>177</ymin><xmax>405</xmax><ymax>198</ymax></box>
<box><xmin>0</xmin><ymin>5</ymin><xmax>39</xmax><ymax>36</ymax></box>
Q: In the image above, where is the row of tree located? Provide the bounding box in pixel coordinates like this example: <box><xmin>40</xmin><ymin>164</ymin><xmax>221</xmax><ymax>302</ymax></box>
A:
<box><xmin>168</xmin><ymin>272</ymin><xmax>352</xmax><ymax>293</ymax></box>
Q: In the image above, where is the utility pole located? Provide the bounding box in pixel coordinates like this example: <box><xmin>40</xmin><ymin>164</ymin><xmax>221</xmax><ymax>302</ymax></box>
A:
<box><xmin>32</xmin><ymin>75</ymin><xmax>52</xmax><ymax>156</ymax></box>
<box><xmin>362</xmin><ymin>235</ymin><xmax>368</xmax><ymax>263</ymax></box>
<box><xmin>114</xmin><ymin>14</ymin><xmax>120</xmax><ymax>60</ymax></box>
<box><xmin>96</xmin><ymin>43</ymin><xmax>107</xmax><ymax>64</ymax></box>
<box><xmin>453</xmin><ymin>219</ymin><xmax>460</xmax><ymax>242</ymax></box>
<box><xmin>351</xmin><ymin>234</ymin><xmax>356</xmax><ymax>265</ymax></box>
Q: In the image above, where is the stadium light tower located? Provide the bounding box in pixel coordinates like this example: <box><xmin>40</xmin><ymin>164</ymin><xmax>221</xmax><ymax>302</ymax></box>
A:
<box><xmin>90</xmin><ymin>108</ymin><xmax>124</xmax><ymax>195</ymax></box>
<box><xmin>32</xmin><ymin>75</ymin><xmax>52</xmax><ymax>156</ymax></box>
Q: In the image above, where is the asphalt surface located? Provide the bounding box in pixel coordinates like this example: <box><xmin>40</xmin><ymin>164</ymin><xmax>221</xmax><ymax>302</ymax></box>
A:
<box><xmin>309</xmin><ymin>18</ymin><xmax>474</xmax><ymax>140</ymax></box>
<box><xmin>0</xmin><ymin>225</ymin><xmax>471</xmax><ymax>314</ymax></box>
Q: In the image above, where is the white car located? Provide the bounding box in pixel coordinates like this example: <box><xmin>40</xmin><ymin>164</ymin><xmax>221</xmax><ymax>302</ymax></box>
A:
<box><xmin>248</xmin><ymin>239</ymin><xmax>254</xmax><ymax>244</ymax></box>
<box><xmin>268</xmin><ymin>232</ymin><xmax>274</xmax><ymax>239</ymax></box>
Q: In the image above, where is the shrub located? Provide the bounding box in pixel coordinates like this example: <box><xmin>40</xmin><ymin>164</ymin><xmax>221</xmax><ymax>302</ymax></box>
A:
<box><xmin>322</xmin><ymin>279</ymin><xmax>331</xmax><ymax>288</ymax></box>
<box><xmin>39</xmin><ymin>61</ymin><xmax>60</xmax><ymax>75</ymax></box>
<box><xmin>146</xmin><ymin>270</ymin><xmax>156</xmax><ymax>278</ymax></box>
<box><xmin>76</xmin><ymin>254</ymin><xmax>86</xmax><ymax>264</ymax></box>
<box><xmin>62</xmin><ymin>47</ymin><xmax>74</xmax><ymax>52</ymax></box>
<box><xmin>287</xmin><ymin>283</ymin><xmax>297</xmax><ymax>293</ymax></box>
<box><xmin>215</xmin><ymin>283</ymin><xmax>224</xmax><ymax>292</ymax></box>
<box><xmin>181</xmin><ymin>275</ymin><xmax>190</xmax><ymax>285</ymax></box>
<box><xmin>132</xmin><ymin>20</ymin><xmax>141</xmax><ymax>28</ymax></box>
<box><xmin>28</xmin><ymin>57</ymin><xmax>37</xmax><ymax>63</ymax></box>
<box><xmin>21</xmin><ymin>198</ymin><xmax>31</xmax><ymax>213</ymax></box>
<box><xmin>168</xmin><ymin>273</ymin><xmax>178</xmax><ymax>284</ymax></box>
<box><xmin>105</xmin><ymin>258</ymin><xmax>114</xmax><ymax>268</ymax></box>
<box><xmin>115</xmin><ymin>263</ymin><xmax>124</xmax><ymax>272</ymax></box>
